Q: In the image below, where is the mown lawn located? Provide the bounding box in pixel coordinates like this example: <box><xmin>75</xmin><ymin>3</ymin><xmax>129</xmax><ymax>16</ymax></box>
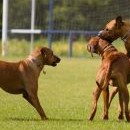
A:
<box><xmin>0</xmin><ymin>57</ymin><xmax>130</xmax><ymax>130</ymax></box>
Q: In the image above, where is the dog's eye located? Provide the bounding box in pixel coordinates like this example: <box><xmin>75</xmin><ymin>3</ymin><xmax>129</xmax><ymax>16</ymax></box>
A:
<box><xmin>51</xmin><ymin>52</ymin><xmax>53</xmax><ymax>56</ymax></box>
<box><xmin>105</xmin><ymin>28</ymin><xmax>109</xmax><ymax>31</ymax></box>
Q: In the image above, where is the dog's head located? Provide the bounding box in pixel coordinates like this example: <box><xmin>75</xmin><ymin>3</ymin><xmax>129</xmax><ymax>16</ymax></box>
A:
<box><xmin>98</xmin><ymin>16</ymin><xmax>125</xmax><ymax>42</ymax></box>
<box><xmin>31</xmin><ymin>46</ymin><xmax>61</xmax><ymax>67</ymax></box>
<box><xmin>87</xmin><ymin>36</ymin><xmax>109</xmax><ymax>57</ymax></box>
<box><xmin>87</xmin><ymin>36</ymin><xmax>99</xmax><ymax>57</ymax></box>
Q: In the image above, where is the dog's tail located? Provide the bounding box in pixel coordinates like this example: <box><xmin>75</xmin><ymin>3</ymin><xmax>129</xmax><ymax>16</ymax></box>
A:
<box><xmin>96</xmin><ymin>62</ymin><xmax>112</xmax><ymax>90</ymax></box>
<box><xmin>102</xmin><ymin>55</ymin><xmax>120</xmax><ymax>90</ymax></box>
<box><xmin>96</xmin><ymin>54</ymin><xmax>120</xmax><ymax>90</ymax></box>
<box><xmin>102</xmin><ymin>61</ymin><xmax>112</xmax><ymax>90</ymax></box>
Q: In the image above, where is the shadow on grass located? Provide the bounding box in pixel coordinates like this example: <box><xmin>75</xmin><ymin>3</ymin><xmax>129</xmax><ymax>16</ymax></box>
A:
<box><xmin>49</xmin><ymin>118</ymin><xmax>84</xmax><ymax>122</ymax></box>
<box><xmin>2</xmin><ymin>117</ymin><xmax>127</xmax><ymax>123</ymax></box>
<box><xmin>3</xmin><ymin>117</ymin><xmax>41</xmax><ymax>122</ymax></box>
<box><xmin>2</xmin><ymin>117</ymin><xmax>84</xmax><ymax>122</ymax></box>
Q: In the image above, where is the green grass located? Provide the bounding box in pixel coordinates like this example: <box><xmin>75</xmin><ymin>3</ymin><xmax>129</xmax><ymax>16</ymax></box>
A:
<box><xmin>0</xmin><ymin>57</ymin><xmax>130</xmax><ymax>130</ymax></box>
<box><xmin>3</xmin><ymin>38</ymin><xmax>126</xmax><ymax>58</ymax></box>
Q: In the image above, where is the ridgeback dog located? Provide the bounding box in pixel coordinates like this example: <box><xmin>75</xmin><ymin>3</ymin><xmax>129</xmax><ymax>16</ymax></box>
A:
<box><xmin>98</xmin><ymin>16</ymin><xmax>130</xmax><ymax>119</ymax></box>
<box><xmin>0</xmin><ymin>46</ymin><xmax>60</xmax><ymax>120</ymax></box>
<box><xmin>87</xmin><ymin>36</ymin><xmax>130</xmax><ymax>121</ymax></box>
<box><xmin>98</xmin><ymin>16</ymin><xmax>130</xmax><ymax>56</ymax></box>
<box><xmin>98</xmin><ymin>16</ymin><xmax>130</xmax><ymax>57</ymax></box>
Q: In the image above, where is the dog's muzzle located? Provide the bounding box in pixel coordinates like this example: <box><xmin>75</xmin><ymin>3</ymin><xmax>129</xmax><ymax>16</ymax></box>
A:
<box><xmin>87</xmin><ymin>44</ymin><xmax>97</xmax><ymax>57</ymax></box>
<box><xmin>52</xmin><ymin>56</ymin><xmax>61</xmax><ymax>66</ymax></box>
<box><xmin>98</xmin><ymin>30</ymin><xmax>104</xmax><ymax>37</ymax></box>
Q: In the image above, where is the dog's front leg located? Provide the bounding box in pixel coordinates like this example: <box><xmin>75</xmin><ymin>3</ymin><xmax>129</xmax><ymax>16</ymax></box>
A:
<box><xmin>23</xmin><ymin>89</ymin><xmax>47</xmax><ymax>120</ymax></box>
<box><xmin>88</xmin><ymin>86</ymin><xmax>101</xmax><ymax>120</ymax></box>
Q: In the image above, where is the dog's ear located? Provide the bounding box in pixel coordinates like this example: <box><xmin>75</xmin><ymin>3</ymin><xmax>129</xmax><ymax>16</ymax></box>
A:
<box><xmin>87</xmin><ymin>44</ymin><xmax>96</xmax><ymax>57</ymax></box>
<box><xmin>115</xmin><ymin>16</ymin><xmax>124</xmax><ymax>29</ymax></box>
<box><xmin>40</xmin><ymin>47</ymin><xmax>47</xmax><ymax>58</ymax></box>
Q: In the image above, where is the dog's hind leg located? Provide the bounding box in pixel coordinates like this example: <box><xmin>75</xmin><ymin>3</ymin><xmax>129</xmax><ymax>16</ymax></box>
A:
<box><xmin>117</xmin><ymin>75</ymin><xmax>130</xmax><ymax>122</ymax></box>
<box><xmin>109</xmin><ymin>87</ymin><xmax>118</xmax><ymax>108</ymax></box>
<box><xmin>89</xmin><ymin>86</ymin><xmax>101</xmax><ymax>120</ymax></box>
<box><xmin>122</xmin><ymin>87</ymin><xmax>130</xmax><ymax>122</ymax></box>
<box><xmin>102</xmin><ymin>87</ymin><xmax>109</xmax><ymax>120</ymax></box>
<box><xmin>118</xmin><ymin>90</ymin><xmax>124</xmax><ymax>120</ymax></box>
<box><xmin>109</xmin><ymin>87</ymin><xmax>124</xmax><ymax>120</ymax></box>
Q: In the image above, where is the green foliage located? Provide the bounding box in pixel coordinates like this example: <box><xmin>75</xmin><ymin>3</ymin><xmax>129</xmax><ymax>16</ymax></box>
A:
<box><xmin>1</xmin><ymin>0</ymin><xmax>130</xmax><ymax>34</ymax></box>
<box><xmin>7</xmin><ymin>0</ymin><xmax>120</xmax><ymax>31</ymax></box>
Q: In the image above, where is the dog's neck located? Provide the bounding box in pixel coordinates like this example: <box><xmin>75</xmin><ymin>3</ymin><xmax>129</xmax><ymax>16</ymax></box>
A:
<box><xmin>27</xmin><ymin>55</ymin><xmax>44</xmax><ymax>70</ymax></box>
<box><xmin>99</xmin><ymin>44</ymin><xmax>117</xmax><ymax>59</ymax></box>
<box><xmin>121</xmin><ymin>29</ymin><xmax>130</xmax><ymax>43</ymax></box>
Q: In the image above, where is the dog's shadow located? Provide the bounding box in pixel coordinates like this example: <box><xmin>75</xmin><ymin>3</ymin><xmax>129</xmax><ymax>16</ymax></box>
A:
<box><xmin>3</xmin><ymin>117</ymin><xmax>84</xmax><ymax>122</ymax></box>
<box><xmin>2</xmin><ymin>117</ymin><xmax>126</xmax><ymax>123</ymax></box>
<box><xmin>4</xmin><ymin>117</ymin><xmax>40</xmax><ymax>122</ymax></box>
<box><xmin>49</xmin><ymin>118</ymin><xmax>83</xmax><ymax>122</ymax></box>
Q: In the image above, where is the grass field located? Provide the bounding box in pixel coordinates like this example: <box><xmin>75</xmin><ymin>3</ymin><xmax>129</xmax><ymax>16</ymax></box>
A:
<box><xmin>0</xmin><ymin>56</ymin><xmax>130</xmax><ymax>130</ymax></box>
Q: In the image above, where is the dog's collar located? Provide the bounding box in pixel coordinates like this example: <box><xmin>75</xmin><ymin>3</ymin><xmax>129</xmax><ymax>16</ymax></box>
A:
<box><xmin>27</xmin><ymin>56</ymin><xmax>44</xmax><ymax>71</ymax></box>
<box><xmin>27</xmin><ymin>55</ymin><xmax>38</xmax><ymax>63</ymax></box>
<box><xmin>121</xmin><ymin>29</ymin><xmax>130</xmax><ymax>42</ymax></box>
<box><xmin>100</xmin><ymin>44</ymin><xmax>117</xmax><ymax>56</ymax></box>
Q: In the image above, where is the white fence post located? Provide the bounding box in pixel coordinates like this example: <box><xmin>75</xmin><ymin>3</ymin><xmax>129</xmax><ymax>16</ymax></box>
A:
<box><xmin>2</xmin><ymin>0</ymin><xmax>9</xmax><ymax>56</ymax></box>
<box><xmin>30</xmin><ymin>0</ymin><xmax>36</xmax><ymax>52</ymax></box>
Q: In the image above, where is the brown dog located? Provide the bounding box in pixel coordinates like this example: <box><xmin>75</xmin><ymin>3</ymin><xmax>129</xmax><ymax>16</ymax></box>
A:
<box><xmin>98</xmin><ymin>16</ymin><xmax>130</xmax><ymax>56</ymax></box>
<box><xmin>87</xmin><ymin>36</ymin><xmax>130</xmax><ymax>121</ymax></box>
<box><xmin>0</xmin><ymin>46</ymin><xmax>60</xmax><ymax>120</ymax></box>
<box><xmin>98</xmin><ymin>16</ymin><xmax>130</xmax><ymax>119</ymax></box>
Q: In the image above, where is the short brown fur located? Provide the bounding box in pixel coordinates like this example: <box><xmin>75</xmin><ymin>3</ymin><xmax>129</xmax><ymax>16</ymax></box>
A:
<box><xmin>0</xmin><ymin>46</ymin><xmax>60</xmax><ymax>120</ymax></box>
<box><xmin>87</xmin><ymin>36</ymin><xmax>130</xmax><ymax>121</ymax></box>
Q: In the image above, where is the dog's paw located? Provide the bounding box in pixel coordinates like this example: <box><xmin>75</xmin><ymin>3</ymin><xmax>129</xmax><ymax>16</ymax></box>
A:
<box><xmin>118</xmin><ymin>114</ymin><xmax>124</xmax><ymax>120</ymax></box>
<box><xmin>103</xmin><ymin>115</ymin><xmax>108</xmax><ymax>120</ymax></box>
<box><xmin>41</xmin><ymin>116</ymin><xmax>48</xmax><ymax>120</ymax></box>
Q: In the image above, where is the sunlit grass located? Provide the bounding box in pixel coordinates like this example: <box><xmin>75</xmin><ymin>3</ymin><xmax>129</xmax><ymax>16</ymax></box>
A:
<box><xmin>0</xmin><ymin>38</ymin><xmax>125</xmax><ymax>58</ymax></box>
<box><xmin>0</xmin><ymin>57</ymin><xmax>130</xmax><ymax>130</ymax></box>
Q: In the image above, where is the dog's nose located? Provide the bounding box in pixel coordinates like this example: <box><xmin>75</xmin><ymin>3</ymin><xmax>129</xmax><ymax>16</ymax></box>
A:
<box><xmin>98</xmin><ymin>30</ymin><xmax>104</xmax><ymax>36</ymax></box>
<box><xmin>57</xmin><ymin>57</ymin><xmax>61</xmax><ymax>62</ymax></box>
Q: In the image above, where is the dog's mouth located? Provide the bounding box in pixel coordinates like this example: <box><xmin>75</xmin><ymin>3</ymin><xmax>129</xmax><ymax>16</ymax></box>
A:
<box><xmin>52</xmin><ymin>62</ymin><xmax>57</xmax><ymax>66</ymax></box>
<box><xmin>49</xmin><ymin>56</ymin><xmax>61</xmax><ymax>67</ymax></box>
<box><xmin>98</xmin><ymin>31</ymin><xmax>115</xmax><ymax>43</ymax></box>
<box><xmin>87</xmin><ymin>44</ymin><xmax>97</xmax><ymax>57</ymax></box>
<box><xmin>51</xmin><ymin>59</ymin><xmax>61</xmax><ymax>67</ymax></box>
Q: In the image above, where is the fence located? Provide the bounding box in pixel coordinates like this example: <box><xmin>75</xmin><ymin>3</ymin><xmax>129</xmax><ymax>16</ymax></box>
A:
<box><xmin>2</xmin><ymin>0</ymin><xmax>130</xmax><ymax>57</ymax></box>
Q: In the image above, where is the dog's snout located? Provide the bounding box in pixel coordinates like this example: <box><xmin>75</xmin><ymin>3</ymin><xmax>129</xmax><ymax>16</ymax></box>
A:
<box><xmin>56</xmin><ymin>56</ymin><xmax>61</xmax><ymax>63</ymax></box>
<box><xmin>90</xmin><ymin>46</ymin><xmax>96</xmax><ymax>53</ymax></box>
<box><xmin>58</xmin><ymin>57</ymin><xmax>61</xmax><ymax>62</ymax></box>
<box><xmin>98</xmin><ymin>30</ymin><xmax>104</xmax><ymax>37</ymax></box>
<box><xmin>87</xmin><ymin>44</ymin><xmax>95</xmax><ymax>53</ymax></box>
<box><xmin>87</xmin><ymin>44</ymin><xmax>91</xmax><ymax>52</ymax></box>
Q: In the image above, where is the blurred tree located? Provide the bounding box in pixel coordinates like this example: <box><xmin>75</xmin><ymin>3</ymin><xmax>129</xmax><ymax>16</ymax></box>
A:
<box><xmin>8</xmin><ymin>0</ymin><xmax>31</xmax><ymax>29</ymax></box>
<box><xmin>5</xmin><ymin>0</ymin><xmax>130</xmax><ymax>33</ymax></box>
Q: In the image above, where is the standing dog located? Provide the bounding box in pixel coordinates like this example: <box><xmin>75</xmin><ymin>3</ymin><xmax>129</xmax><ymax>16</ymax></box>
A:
<box><xmin>98</xmin><ymin>16</ymin><xmax>130</xmax><ymax>119</ymax></box>
<box><xmin>87</xmin><ymin>36</ymin><xmax>130</xmax><ymax>121</ymax></box>
<box><xmin>0</xmin><ymin>46</ymin><xmax>60</xmax><ymax>120</ymax></box>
